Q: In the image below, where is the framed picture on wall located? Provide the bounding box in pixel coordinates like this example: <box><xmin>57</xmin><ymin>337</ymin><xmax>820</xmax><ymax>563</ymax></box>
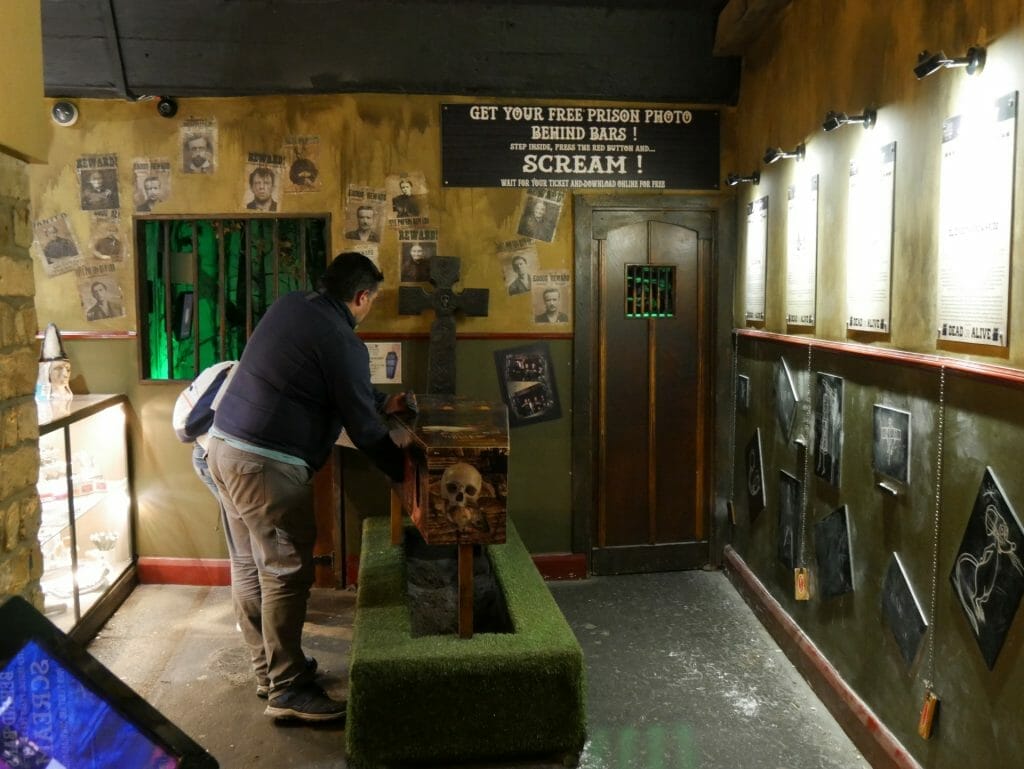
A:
<box><xmin>493</xmin><ymin>343</ymin><xmax>561</xmax><ymax>427</ymax></box>
<box><xmin>872</xmin><ymin>404</ymin><xmax>911</xmax><ymax>483</ymax></box>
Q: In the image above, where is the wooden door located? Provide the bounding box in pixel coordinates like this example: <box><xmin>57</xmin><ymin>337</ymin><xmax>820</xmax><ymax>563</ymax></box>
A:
<box><xmin>582</xmin><ymin>207</ymin><xmax>714</xmax><ymax>575</ymax></box>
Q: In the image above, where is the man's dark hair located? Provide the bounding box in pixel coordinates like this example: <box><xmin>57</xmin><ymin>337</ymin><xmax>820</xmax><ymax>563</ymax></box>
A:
<box><xmin>249</xmin><ymin>166</ymin><xmax>274</xmax><ymax>185</ymax></box>
<box><xmin>320</xmin><ymin>252</ymin><xmax>384</xmax><ymax>301</ymax></box>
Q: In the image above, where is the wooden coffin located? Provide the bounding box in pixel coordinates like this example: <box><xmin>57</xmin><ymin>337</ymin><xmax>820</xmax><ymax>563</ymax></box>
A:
<box><xmin>393</xmin><ymin>395</ymin><xmax>508</xmax><ymax>545</ymax></box>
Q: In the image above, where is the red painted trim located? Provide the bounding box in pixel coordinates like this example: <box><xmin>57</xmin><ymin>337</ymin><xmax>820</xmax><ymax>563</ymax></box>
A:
<box><xmin>142</xmin><ymin>552</ymin><xmax>587</xmax><ymax>589</ymax></box>
<box><xmin>532</xmin><ymin>553</ymin><xmax>588</xmax><ymax>580</ymax></box>
<box><xmin>357</xmin><ymin>332</ymin><xmax>573</xmax><ymax>341</ymax></box>
<box><xmin>137</xmin><ymin>557</ymin><xmax>231</xmax><ymax>586</ymax></box>
<box><xmin>736</xmin><ymin>328</ymin><xmax>1024</xmax><ymax>387</ymax></box>
<box><xmin>722</xmin><ymin>546</ymin><xmax>923</xmax><ymax>769</ymax></box>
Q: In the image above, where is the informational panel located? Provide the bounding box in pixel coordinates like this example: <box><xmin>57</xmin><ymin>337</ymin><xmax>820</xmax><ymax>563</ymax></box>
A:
<box><xmin>441</xmin><ymin>103</ymin><xmax>720</xmax><ymax>190</ymax></box>
<box><xmin>786</xmin><ymin>174</ymin><xmax>819</xmax><ymax>326</ymax></box>
<box><xmin>937</xmin><ymin>92</ymin><xmax>1017</xmax><ymax>347</ymax></box>
<box><xmin>744</xmin><ymin>196</ymin><xmax>768</xmax><ymax>323</ymax></box>
<box><xmin>846</xmin><ymin>142</ymin><xmax>895</xmax><ymax>333</ymax></box>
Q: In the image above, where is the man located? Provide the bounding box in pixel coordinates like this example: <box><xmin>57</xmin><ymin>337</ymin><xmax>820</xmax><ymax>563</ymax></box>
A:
<box><xmin>41</xmin><ymin>225</ymin><xmax>78</xmax><ymax>262</ymax></box>
<box><xmin>81</xmin><ymin>170</ymin><xmax>117</xmax><ymax>211</ymax></box>
<box><xmin>207</xmin><ymin>252</ymin><xmax>409</xmax><ymax>723</ymax></box>
<box><xmin>392</xmin><ymin>179</ymin><xmax>419</xmax><ymax>217</ymax></box>
<box><xmin>85</xmin><ymin>280</ymin><xmax>123</xmax><ymax>320</ymax></box>
<box><xmin>246</xmin><ymin>167</ymin><xmax>278</xmax><ymax>211</ymax></box>
<box><xmin>137</xmin><ymin>176</ymin><xmax>163</xmax><ymax>212</ymax></box>
<box><xmin>184</xmin><ymin>134</ymin><xmax>214</xmax><ymax>173</ymax></box>
<box><xmin>507</xmin><ymin>254</ymin><xmax>531</xmax><ymax>295</ymax></box>
<box><xmin>519</xmin><ymin>198</ymin><xmax>551</xmax><ymax>240</ymax></box>
<box><xmin>345</xmin><ymin>205</ymin><xmax>380</xmax><ymax>242</ymax></box>
<box><xmin>535</xmin><ymin>286</ymin><xmax>569</xmax><ymax>323</ymax></box>
<box><xmin>400</xmin><ymin>241</ymin><xmax>431</xmax><ymax>282</ymax></box>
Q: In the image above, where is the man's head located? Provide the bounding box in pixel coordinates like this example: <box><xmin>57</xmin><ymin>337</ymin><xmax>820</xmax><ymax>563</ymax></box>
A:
<box><xmin>531</xmin><ymin>199</ymin><xmax>546</xmax><ymax>220</ymax></box>
<box><xmin>91</xmin><ymin>281</ymin><xmax>108</xmax><ymax>301</ymax></box>
<box><xmin>186</xmin><ymin>135</ymin><xmax>212</xmax><ymax>167</ymax></box>
<box><xmin>512</xmin><ymin>255</ymin><xmax>528</xmax><ymax>276</ymax></box>
<box><xmin>43</xmin><ymin>224</ymin><xmax>59</xmax><ymax>239</ymax></box>
<box><xmin>249</xmin><ymin>167</ymin><xmax>274</xmax><ymax>202</ymax></box>
<box><xmin>320</xmin><ymin>252</ymin><xmax>385</xmax><ymax>324</ymax></box>
<box><xmin>399</xmin><ymin>179</ymin><xmax>413</xmax><ymax>196</ymax></box>
<box><xmin>409</xmin><ymin>243</ymin><xmax>426</xmax><ymax>261</ymax></box>
<box><xmin>143</xmin><ymin>176</ymin><xmax>162</xmax><ymax>202</ymax></box>
<box><xmin>543</xmin><ymin>287</ymin><xmax>560</xmax><ymax>313</ymax></box>
<box><xmin>88</xmin><ymin>171</ymin><xmax>105</xmax><ymax>191</ymax></box>
<box><xmin>356</xmin><ymin>205</ymin><xmax>376</xmax><ymax>232</ymax></box>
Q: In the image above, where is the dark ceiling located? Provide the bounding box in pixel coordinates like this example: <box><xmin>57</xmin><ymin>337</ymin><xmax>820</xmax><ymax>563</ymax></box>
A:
<box><xmin>41</xmin><ymin>0</ymin><xmax>748</xmax><ymax>105</ymax></box>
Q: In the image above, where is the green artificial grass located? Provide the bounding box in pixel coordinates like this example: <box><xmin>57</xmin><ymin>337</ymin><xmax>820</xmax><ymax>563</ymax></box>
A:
<box><xmin>346</xmin><ymin>516</ymin><xmax>587</xmax><ymax>768</ymax></box>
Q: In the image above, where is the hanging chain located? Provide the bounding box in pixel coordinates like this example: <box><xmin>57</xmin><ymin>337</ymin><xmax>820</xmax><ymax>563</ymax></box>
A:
<box><xmin>728</xmin><ymin>331</ymin><xmax>739</xmax><ymax>512</ymax></box>
<box><xmin>799</xmin><ymin>342</ymin><xmax>814</xmax><ymax>567</ymax></box>
<box><xmin>924</xmin><ymin>365</ymin><xmax>946</xmax><ymax>692</ymax></box>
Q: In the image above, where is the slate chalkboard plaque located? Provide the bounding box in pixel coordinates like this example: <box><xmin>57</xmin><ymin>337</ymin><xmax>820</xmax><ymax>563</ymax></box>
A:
<box><xmin>746</xmin><ymin>428</ymin><xmax>766</xmax><ymax>520</ymax></box>
<box><xmin>951</xmin><ymin>467</ymin><xmax>1024</xmax><ymax>669</ymax></box>
<box><xmin>881</xmin><ymin>552</ymin><xmax>927</xmax><ymax>668</ymax></box>
<box><xmin>777</xmin><ymin>470</ymin><xmax>802</xmax><ymax>570</ymax></box>
<box><xmin>815</xmin><ymin>505</ymin><xmax>854</xmax><ymax>599</ymax></box>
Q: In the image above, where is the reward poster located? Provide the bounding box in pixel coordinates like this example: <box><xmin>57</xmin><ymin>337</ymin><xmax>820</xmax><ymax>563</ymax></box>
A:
<box><xmin>846</xmin><ymin>142</ymin><xmax>896</xmax><ymax>333</ymax></box>
<box><xmin>744</xmin><ymin>196</ymin><xmax>768</xmax><ymax>323</ymax></box>
<box><xmin>937</xmin><ymin>93</ymin><xmax>1017</xmax><ymax>346</ymax></box>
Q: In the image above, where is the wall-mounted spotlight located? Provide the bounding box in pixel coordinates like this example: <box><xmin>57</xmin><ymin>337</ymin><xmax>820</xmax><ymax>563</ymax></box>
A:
<box><xmin>725</xmin><ymin>171</ymin><xmax>760</xmax><ymax>186</ymax></box>
<box><xmin>914</xmin><ymin>46</ymin><xmax>986</xmax><ymax>79</ymax></box>
<box><xmin>156</xmin><ymin>97</ymin><xmax>178</xmax><ymax>118</ymax></box>
<box><xmin>822</xmin><ymin>108</ymin><xmax>877</xmax><ymax>132</ymax></box>
<box><xmin>763</xmin><ymin>144</ymin><xmax>805</xmax><ymax>164</ymax></box>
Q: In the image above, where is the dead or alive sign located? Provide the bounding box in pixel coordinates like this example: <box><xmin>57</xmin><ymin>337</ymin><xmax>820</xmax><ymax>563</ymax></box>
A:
<box><xmin>441</xmin><ymin>104</ymin><xmax>719</xmax><ymax>190</ymax></box>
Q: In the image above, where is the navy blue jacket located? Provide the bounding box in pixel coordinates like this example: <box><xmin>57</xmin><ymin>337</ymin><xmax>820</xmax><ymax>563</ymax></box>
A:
<box><xmin>213</xmin><ymin>290</ymin><xmax>403</xmax><ymax>481</ymax></box>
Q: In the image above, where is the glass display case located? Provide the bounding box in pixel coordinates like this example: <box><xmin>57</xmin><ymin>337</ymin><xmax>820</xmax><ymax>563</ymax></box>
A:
<box><xmin>36</xmin><ymin>394</ymin><xmax>135</xmax><ymax>640</ymax></box>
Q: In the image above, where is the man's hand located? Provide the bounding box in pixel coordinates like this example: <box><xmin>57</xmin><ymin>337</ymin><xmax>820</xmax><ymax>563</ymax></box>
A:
<box><xmin>383</xmin><ymin>392</ymin><xmax>406</xmax><ymax>414</ymax></box>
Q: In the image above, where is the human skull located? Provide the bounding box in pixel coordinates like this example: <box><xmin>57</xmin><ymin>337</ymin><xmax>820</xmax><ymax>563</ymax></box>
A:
<box><xmin>442</xmin><ymin>463</ymin><xmax>482</xmax><ymax>511</ymax></box>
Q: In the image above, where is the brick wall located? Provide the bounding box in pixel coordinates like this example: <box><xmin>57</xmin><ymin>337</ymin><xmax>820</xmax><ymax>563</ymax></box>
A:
<box><xmin>0</xmin><ymin>151</ymin><xmax>42</xmax><ymax>607</ymax></box>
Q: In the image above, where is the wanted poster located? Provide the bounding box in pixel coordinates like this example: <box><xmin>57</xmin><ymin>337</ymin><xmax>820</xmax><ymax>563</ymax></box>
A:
<box><xmin>744</xmin><ymin>196</ymin><xmax>768</xmax><ymax>322</ymax></box>
<box><xmin>132</xmin><ymin>158</ymin><xmax>171</xmax><ymax>212</ymax></box>
<box><xmin>531</xmin><ymin>271</ymin><xmax>571</xmax><ymax>325</ymax></box>
<box><xmin>76</xmin><ymin>265</ymin><xmax>126</xmax><ymax>322</ymax></box>
<box><xmin>76</xmin><ymin>155</ymin><xmax>119</xmax><ymax>212</ymax></box>
<box><xmin>846</xmin><ymin>142</ymin><xmax>895</xmax><ymax>333</ymax></box>
<box><xmin>283</xmin><ymin>135</ymin><xmax>322</xmax><ymax>193</ymax></box>
<box><xmin>785</xmin><ymin>174</ymin><xmax>818</xmax><ymax>327</ymax></box>
<box><xmin>498</xmin><ymin>238</ymin><xmax>538</xmax><ymax>297</ymax></box>
<box><xmin>242</xmin><ymin>152</ymin><xmax>285</xmax><ymax>212</ymax></box>
<box><xmin>398</xmin><ymin>227</ymin><xmax>438</xmax><ymax>283</ymax></box>
<box><xmin>33</xmin><ymin>213</ymin><xmax>83</xmax><ymax>277</ymax></box>
<box><xmin>344</xmin><ymin>185</ymin><xmax>386</xmax><ymax>243</ymax></box>
<box><xmin>937</xmin><ymin>93</ymin><xmax>1017</xmax><ymax>347</ymax></box>
<box><xmin>516</xmin><ymin>188</ymin><xmax>564</xmax><ymax>242</ymax></box>
<box><xmin>181</xmin><ymin>118</ymin><xmax>217</xmax><ymax>174</ymax></box>
<box><xmin>88</xmin><ymin>211</ymin><xmax>124</xmax><ymax>262</ymax></box>
<box><xmin>386</xmin><ymin>172</ymin><xmax>429</xmax><ymax>228</ymax></box>
<box><xmin>367</xmin><ymin>342</ymin><xmax>402</xmax><ymax>384</ymax></box>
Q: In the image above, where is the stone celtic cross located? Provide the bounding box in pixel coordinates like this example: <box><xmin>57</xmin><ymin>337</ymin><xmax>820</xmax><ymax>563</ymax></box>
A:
<box><xmin>398</xmin><ymin>256</ymin><xmax>489</xmax><ymax>394</ymax></box>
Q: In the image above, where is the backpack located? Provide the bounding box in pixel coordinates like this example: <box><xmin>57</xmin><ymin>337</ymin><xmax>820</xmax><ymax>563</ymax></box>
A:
<box><xmin>172</xmin><ymin>361</ymin><xmax>236</xmax><ymax>443</ymax></box>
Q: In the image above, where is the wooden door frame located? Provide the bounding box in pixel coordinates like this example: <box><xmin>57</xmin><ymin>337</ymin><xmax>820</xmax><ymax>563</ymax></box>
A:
<box><xmin>571</xmin><ymin>193</ymin><xmax>737</xmax><ymax>571</ymax></box>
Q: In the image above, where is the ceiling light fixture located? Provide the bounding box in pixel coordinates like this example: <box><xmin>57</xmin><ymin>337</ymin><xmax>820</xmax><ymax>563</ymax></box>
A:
<box><xmin>914</xmin><ymin>46</ymin><xmax>986</xmax><ymax>79</ymax></box>
<box><xmin>763</xmin><ymin>144</ymin><xmax>805</xmax><ymax>164</ymax></box>
<box><xmin>725</xmin><ymin>171</ymin><xmax>760</xmax><ymax>187</ymax></box>
<box><xmin>822</xmin><ymin>108</ymin><xmax>877</xmax><ymax>132</ymax></box>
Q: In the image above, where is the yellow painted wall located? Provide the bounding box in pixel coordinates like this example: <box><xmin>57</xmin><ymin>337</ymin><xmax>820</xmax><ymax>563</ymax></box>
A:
<box><xmin>29</xmin><ymin>92</ymin><xmax>711</xmax><ymax>560</ymax></box>
<box><xmin>0</xmin><ymin>0</ymin><xmax>51</xmax><ymax>162</ymax></box>
<box><xmin>29</xmin><ymin>93</ymin><xmax>609</xmax><ymax>335</ymax></box>
<box><xmin>725</xmin><ymin>0</ymin><xmax>1024</xmax><ymax>365</ymax></box>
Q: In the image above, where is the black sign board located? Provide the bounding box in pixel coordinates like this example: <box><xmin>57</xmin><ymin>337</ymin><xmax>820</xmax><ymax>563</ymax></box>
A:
<box><xmin>441</xmin><ymin>103</ymin><xmax>719</xmax><ymax>191</ymax></box>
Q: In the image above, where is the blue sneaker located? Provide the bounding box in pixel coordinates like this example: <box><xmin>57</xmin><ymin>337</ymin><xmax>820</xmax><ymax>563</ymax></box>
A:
<box><xmin>256</xmin><ymin>655</ymin><xmax>318</xmax><ymax>698</ymax></box>
<box><xmin>264</xmin><ymin>682</ymin><xmax>346</xmax><ymax>722</ymax></box>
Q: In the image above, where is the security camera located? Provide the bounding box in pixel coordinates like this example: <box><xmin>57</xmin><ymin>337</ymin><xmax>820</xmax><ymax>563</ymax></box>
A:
<box><xmin>51</xmin><ymin>101</ymin><xmax>78</xmax><ymax>127</ymax></box>
<box><xmin>156</xmin><ymin>97</ymin><xmax>178</xmax><ymax>118</ymax></box>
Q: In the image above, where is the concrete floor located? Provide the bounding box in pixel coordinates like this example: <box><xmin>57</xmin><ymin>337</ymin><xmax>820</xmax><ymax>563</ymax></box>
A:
<box><xmin>87</xmin><ymin>571</ymin><xmax>871</xmax><ymax>769</ymax></box>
